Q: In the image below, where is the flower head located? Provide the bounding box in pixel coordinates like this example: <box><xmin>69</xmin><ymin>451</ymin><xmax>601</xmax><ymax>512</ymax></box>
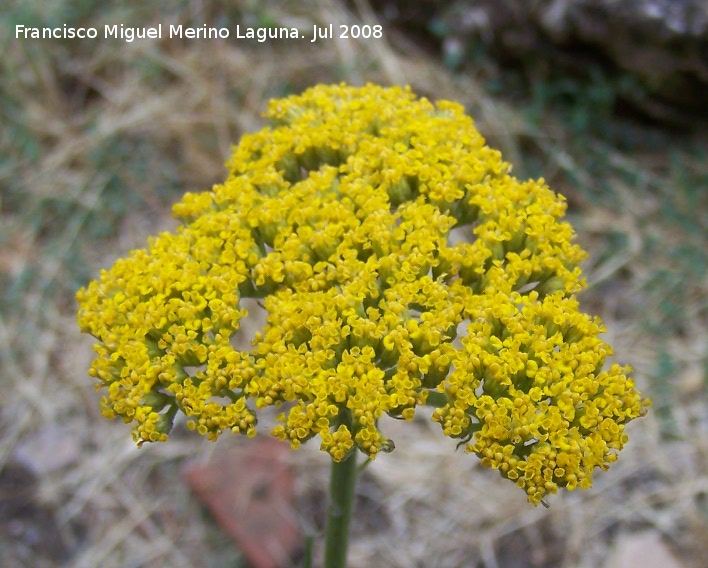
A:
<box><xmin>77</xmin><ymin>83</ymin><xmax>649</xmax><ymax>504</ymax></box>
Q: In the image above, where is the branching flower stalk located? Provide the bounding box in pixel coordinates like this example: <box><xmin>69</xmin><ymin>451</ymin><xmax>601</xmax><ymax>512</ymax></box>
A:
<box><xmin>77</xmin><ymin>84</ymin><xmax>650</xmax><ymax>565</ymax></box>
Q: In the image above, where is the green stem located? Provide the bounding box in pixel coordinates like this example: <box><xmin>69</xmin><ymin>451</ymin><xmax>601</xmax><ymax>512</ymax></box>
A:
<box><xmin>324</xmin><ymin>444</ymin><xmax>358</xmax><ymax>567</ymax></box>
<box><xmin>424</xmin><ymin>390</ymin><xmax>447</xmax><ymax>408</ymax></box>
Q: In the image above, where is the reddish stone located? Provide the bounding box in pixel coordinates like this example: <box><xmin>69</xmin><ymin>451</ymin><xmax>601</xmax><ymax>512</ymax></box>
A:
<box><xmin>185</xmin><ymin>437</ymin><xmax>301</xmax><ymax>568</ymax></box>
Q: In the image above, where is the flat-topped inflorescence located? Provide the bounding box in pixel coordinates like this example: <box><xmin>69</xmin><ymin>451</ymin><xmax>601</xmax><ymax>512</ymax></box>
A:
<box><xmin>77</xmin><ymin>83</ymin><xmax>650</xmax><ymax>505</ymax></box>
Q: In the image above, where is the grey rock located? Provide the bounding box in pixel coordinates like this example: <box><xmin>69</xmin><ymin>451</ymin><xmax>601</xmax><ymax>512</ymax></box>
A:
<box><xmin>368</xmin><ymin>0</ymin><xmax>708</xmax><ymax>125</ymax></box>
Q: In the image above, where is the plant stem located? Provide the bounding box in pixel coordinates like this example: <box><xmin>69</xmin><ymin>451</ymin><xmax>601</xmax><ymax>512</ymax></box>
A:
<box><xmin>323</xmin><ymin>446</ymin><xmax>358</xmax><ymax>567</ymax></box>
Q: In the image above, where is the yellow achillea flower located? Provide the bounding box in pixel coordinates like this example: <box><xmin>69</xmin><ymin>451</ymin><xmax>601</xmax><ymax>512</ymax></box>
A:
<box><xmin>77</xmin><ymin>83</ymin><xmax>649</xmax><ymax>505</ymax></box>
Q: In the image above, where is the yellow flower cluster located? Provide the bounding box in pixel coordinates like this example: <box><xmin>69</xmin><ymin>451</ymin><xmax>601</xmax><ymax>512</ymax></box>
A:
<box><xmin>77</xmin><ymin>83</ymin><xmax>649</xmax><ymax>504</ymax></box>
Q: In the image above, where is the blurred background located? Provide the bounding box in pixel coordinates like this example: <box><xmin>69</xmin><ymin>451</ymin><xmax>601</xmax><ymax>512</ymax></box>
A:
<box><xmin>1</xmin><ymin>1</ymin><xmax>706</xmax><ymax>566</ymax></box>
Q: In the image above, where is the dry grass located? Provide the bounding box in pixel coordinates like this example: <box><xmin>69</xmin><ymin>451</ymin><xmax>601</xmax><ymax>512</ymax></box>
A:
<box><xmin>1</xmin><ymin>1</ymin><xmax>706</xmax><ymax>567</ymax></box>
